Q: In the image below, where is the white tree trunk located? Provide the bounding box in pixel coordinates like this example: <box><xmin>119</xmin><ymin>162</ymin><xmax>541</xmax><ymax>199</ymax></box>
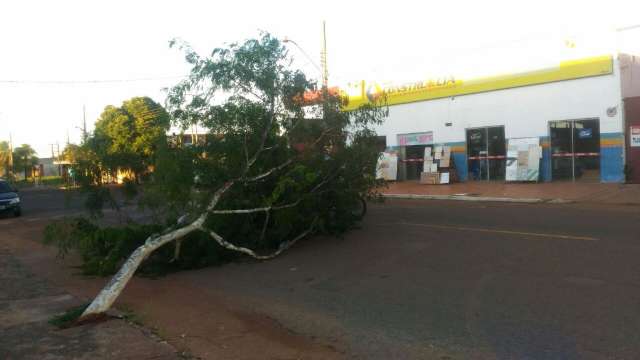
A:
<box><xmin>80</xmin><ymin>220</ymin><xmax>202</xmax><ymax>320</ymax></box>
<box><xmin>77</xmin><ymin>145</ymin><xmax>323</xmax><ymax>321</ymax></box>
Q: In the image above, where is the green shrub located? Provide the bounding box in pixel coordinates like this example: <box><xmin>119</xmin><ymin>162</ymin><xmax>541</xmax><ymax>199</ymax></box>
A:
<box><xmin>43</xmin><ymin>217</ymin><xmax>238</xmax><ymax>277</ymax></box>
<box><xmin>49</xmin><ymin>303</ymin><xmax>89</xmax><ymax>328</ymax></box>
<box><xmin>41</xmin><ymin>176</ymin><xmax>65</xmax><ymax>186</ymax></box>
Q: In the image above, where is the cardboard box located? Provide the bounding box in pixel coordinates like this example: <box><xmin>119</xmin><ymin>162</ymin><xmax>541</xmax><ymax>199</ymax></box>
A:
<box><xmin>517</xmin><ymin>167</ymin><xmax>528</xmax><ymax>180</ymax></box>
<box><xmin>439</xmin><ymin>158</ymin><xmax>450</xmax><ymax>168</ymax></box>
<box><xmin>420</xmin><ymin>172</ymin><xmax>439</xmax><ymax>184</ymax></box>
<box><xmin>517</xmin><ymin>151</ymin><xmax>528</xmax><ymax>166</ymax></box>
<box><xmin>424</xmin><ymin>147</ymin><xmax>432</xmax><ymax>158</ymax></box>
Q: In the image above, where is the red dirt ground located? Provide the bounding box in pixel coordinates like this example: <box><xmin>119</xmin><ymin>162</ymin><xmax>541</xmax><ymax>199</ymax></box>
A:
<box><xmin>4</xmin><ymin>219</ymin><xmax>344</xmax><ymax>360</ymax></box>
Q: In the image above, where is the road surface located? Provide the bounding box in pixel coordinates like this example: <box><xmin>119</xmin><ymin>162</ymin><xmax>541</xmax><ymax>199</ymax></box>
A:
<box><xmin>3</xmin><ymin>188</ymin><xmax>640</xmax><ymax>359</ymax></box>
<box><xmin>179</xmin><ymin>198</ymin><xmax>640</xmax><ymax>359</ymax></box>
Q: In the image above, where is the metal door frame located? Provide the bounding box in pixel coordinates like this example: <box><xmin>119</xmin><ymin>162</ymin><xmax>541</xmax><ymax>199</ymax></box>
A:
<box><xmin>466</xmin><ymin>125</ymin><xmax>505</xmax><ymax>181</ymax></box>
<box><xmin>548</xmin><ymin>117</ymin><xmax>599</xmax><ymax>182</ymax></box>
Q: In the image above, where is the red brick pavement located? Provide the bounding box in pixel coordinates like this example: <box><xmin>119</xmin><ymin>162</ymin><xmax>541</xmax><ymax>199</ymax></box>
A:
<box><xmin>381</xmin><ymin>181</ymin><xmax>640</xmax><ymax>205</ymax></box>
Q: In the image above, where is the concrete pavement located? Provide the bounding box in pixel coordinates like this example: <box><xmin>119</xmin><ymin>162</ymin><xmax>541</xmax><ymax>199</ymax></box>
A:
<box><xmin>0</xmin><ymin>246</ymin><xmax>181</xmax><ymax>360</ymax></box>
<box><xmin>382</xmin><ymin>180</ymin><xmax>640</xmax><ymax>205</ymax></box>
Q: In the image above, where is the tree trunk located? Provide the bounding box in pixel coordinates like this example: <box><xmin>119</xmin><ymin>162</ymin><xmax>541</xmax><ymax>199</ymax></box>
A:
<box><xmin>80</xmin><ymin>220</ymin><xmax>202</xmax><ymax>320</ymax></box>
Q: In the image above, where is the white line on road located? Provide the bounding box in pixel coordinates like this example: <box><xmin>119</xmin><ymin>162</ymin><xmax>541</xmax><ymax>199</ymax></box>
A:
<box><xmin>378</xmin><ymin>222</ymin><xmax>599</xmax><ymax>241</ymax></box>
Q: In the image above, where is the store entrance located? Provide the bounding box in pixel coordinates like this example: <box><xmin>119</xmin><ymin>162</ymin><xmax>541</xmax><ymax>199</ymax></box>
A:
<box><xmin>550</xmin><ymin>119</ymin><xmax>600</xmax><ymax>182</ymax></box>
<box><xmin>405</xmin><ymin>145</ymin><xmax>429</xmax><ymax>180</ymax></box>
<box><xmin>466</xmin><ymin>126</ymin><xmax>506</xmax><ymax>181</ymax></box>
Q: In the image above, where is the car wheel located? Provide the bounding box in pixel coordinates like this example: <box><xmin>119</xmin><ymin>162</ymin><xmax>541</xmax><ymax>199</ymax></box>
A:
<box><xmin>14</xmin><ymin>208</ymin><xmax>21</xmax><ymax>217</ymax></box>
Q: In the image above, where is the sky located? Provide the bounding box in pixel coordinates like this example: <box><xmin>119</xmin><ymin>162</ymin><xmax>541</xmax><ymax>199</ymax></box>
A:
<box><xmin>1</xmin><ymin>0</ymin><xmax>639</xmax><ymax>157</ymax></box>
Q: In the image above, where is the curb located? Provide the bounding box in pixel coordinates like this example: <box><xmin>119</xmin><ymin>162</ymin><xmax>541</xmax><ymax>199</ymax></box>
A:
<box><xmin>382</xmin><ymin>193</ymin><xmax>573</xmax><ymax>204</ymax></box>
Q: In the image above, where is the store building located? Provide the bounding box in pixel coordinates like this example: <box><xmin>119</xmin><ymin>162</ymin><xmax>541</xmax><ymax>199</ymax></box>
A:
<box><xmin>342</xmin><ymin>53</ymin><xmax>640</xmax><ymax>183</ymax></box>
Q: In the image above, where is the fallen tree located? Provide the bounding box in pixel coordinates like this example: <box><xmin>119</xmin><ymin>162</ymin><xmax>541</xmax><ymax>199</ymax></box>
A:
<box><xmin>77</xmin><ymin>33</ymin><xmax>387</xmax><ymax>321</ymax></box>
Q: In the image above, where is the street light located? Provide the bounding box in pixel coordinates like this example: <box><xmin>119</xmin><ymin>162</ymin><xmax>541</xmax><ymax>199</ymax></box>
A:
<box><xmin>283</xmin><ymin>21</ymin><xmax>329</xmax><ymax>89</ymax></box>
<box><xmin>282</xmin><ymin>37</ymin><xmax>323</xmax><ymax>78</ymax></box>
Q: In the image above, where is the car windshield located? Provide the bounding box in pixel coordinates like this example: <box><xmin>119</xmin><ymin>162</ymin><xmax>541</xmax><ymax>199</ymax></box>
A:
<box><xmin>0</xmin><ymin>182</ymin><xmax>13</xmax><ymax>193</ymax></box>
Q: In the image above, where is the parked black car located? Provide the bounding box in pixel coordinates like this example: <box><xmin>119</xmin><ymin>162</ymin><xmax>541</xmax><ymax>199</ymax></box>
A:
<box><xmin>0</xmin><ymin>180</ymin><xmax>21</xmax><ymax>217</ymax></box>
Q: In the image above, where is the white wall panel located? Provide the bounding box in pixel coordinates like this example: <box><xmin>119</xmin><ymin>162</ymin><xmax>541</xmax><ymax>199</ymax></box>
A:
<box><xmin>375</xmin><ymin>59</ymin><xmax>623</xmax><ymax>146</ymax></box>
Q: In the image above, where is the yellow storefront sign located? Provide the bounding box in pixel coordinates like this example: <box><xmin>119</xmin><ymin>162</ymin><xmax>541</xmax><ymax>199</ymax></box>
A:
<box><xmin>341</xmin><ymin>55</ymin><xmax>613</xmax><ymax>111</ymax></box>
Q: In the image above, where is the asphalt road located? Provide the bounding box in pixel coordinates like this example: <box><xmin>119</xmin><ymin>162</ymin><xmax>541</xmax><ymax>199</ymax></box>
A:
<box><xmin>1</xmin><ymin>187</ymin><xmax>85</xmax><ymax>221</ymax></box>
<box><xmin>176</xmin><ymin>198</ymin><xmax>640</xmax><ymax>359</ymax></box>
<box><xmin>3</xmin><ymin>189</ymin><xmax>640</xmax><ymax>359</ymax></box>
<box><xmin>0</xmin><ymin>187</ymin><xmax>141</xmax><ymax>224</ymax></box>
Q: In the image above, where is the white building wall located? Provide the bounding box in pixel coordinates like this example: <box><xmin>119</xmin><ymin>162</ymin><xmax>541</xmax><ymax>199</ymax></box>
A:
<box><xmin>374</xmin><ymin>59</ymin><xmax>624</xmax><ymax>146</ymax></box>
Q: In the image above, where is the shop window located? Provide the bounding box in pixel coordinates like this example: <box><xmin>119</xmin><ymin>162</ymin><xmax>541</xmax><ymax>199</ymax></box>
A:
<box><xmin>466</xmin><ymin>126</ymin><xmax>505</xmax><ymax>181</ymax></box>
<box><xmin>375</xmin><ymin>136</ymin><xmax>387</xmax><ymax>153</ymax></box>
<box><xmin>550</xmin><ymin>119</ymin><xmax>600</xmax><ymax>182</ymax></box>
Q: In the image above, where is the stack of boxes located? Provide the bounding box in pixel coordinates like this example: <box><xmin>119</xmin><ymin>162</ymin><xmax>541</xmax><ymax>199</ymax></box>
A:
<box><xmin>505</xmin><ymin>138</ymin><xmax>542</xmax><ymax>182</ymax></box>
<box><xmin>420</xmin><ymin>145</ymin><xmax>451</xmax><ymax>185</ymax></box>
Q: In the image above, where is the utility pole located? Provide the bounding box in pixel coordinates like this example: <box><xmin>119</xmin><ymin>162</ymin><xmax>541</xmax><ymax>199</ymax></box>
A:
<box><xmin>8</xmin><ymin>133</ymin><xmax>14</xmax><ymax>179</ymax></box>
<box><xmin>320</xmin><ymin>20</ymin><xmax>329</xmax><ymax>90</ymax></box>
<box><xmin>50</xmin><ymin>143</ymin><xmax>60</xmax><ymax>176</ymax></box>
<box><xmin>82</xmin><ymin>104</ymin><xmax>88</xmax><ymax>143</ymax></box>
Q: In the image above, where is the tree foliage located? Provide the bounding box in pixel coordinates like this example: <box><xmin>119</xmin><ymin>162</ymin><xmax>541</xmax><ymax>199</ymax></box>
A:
<box><xmin>158</xmin><ymin>33</ymin><xmax>388</xmax><ymax>239</ymax></box>
<box><xmin>47</xmin><ymin>32</ymin><xmax>387</xmax><ymax>319</ymax></box>
<box><xmin>12</xmin><ymin>144</ymin><xmax>38</xmax><ymax>179</ymax></box>
<box><xmin>89</xmin><ymin>96</ymin><xmax>170</xmax><ymax>181</ymax></box>
<box><xmin>0</xmin><ymin>141</ymin><xmax>11</xmax><ymax>178</ymax></box>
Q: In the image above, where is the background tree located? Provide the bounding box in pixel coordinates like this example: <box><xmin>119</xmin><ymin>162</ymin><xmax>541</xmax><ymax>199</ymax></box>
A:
<box><xmin>0</xmin><ymin>141</ymin><xmax>11</xmax><ymax>178</ymax></box>
<box><xmin>61</xmin><ymin>143</ymin><xmax>82</xmax><ymax>165</ymax></box>
<box><xmin>73</xmin><ymin>33</ymin><xmax>387</xmax><ymax>321</ymax></box>
<box><xmin>91</xmin><ymin>97</ymin><xmax>170</xmax><ymax>181</ymax></box>
<box><xmin>12</xmin><ymin>144</ymin><xmax>38</xmax><ymax>179</ymax></box>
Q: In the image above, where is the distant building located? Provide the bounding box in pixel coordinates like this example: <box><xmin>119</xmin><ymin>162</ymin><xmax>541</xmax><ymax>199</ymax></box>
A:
<box><xmin>36</xmin><ymin>157</ymin><xmax>61</xmax><ymax>177</ymax></box>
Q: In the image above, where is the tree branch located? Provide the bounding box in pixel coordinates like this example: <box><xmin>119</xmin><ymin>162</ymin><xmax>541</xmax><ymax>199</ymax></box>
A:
<box><xmin>244</xmin><ymin>158</ymin><xmax>293</xmax><ymax>182</ymax></box>
<box><xmin>206</xmin><ymin>180</ymin><xmax>235</xmax><ymax>211</ymax></box>
<box><xmin>210</xmin><ymin>200</ymin><xmax>301</xmax><ymax>214</ymax></box>
<box><xmin>259</xmin><ymin>210</ymin><xmax>270</xmax><ymax>243</ymax></box>
<box><xmin>202</xmin><ymin>216</ymin><xmax>318</xmax><ymax>260</ymax></box>
<box><xmin>81</xmin><ymin>220</ymin><xmax>201</xmax><ymax>318</ymax></box>
<box><xmin>240</xmin><ymin>95</ymin><xmax>276</xmax><ymax>176</ymax></box>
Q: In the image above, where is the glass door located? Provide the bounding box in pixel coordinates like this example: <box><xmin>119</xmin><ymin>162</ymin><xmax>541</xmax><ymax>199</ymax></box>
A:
<box><xmin>405</xmin><ymin>145</ymin><xmax>427</xmax><ymax>180</ymax></box>
<box><xmin>467</xmin><ymin>128</ymin><xmax>488</xmax><ymax>180</ymax></box>
<box><xmin>573</xmin><ymin>119</ymin><xmax>600</xmax><ymax>182</ymax></box>
<box><xmin>550</xmin><ymin>120</ymin><xmax>574</xmax><ymax>180</ymax></box>
<box><xmin>550</xmin><ymin>119</ymin><xmax>600</xmax><ymax>182</ymax></box>
<box><xmin>466</xmin><ymin>126</ymin><xmax>506</xmax><ymax>181</ymax></box>
<box><xmin>487</xmin><ymin>126</ymin><xmax>506</xmax><ymax>180</ymax></box>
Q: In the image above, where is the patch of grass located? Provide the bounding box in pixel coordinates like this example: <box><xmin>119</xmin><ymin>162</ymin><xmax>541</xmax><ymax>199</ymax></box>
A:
<box><xmin>41</xmin><ymin>175</ymin><xmax>65</xmax><ymax>187</ymax></box>
<box><xmin>12</xmin><ymin>176</ymin><xmax>66</xmax><ymax>188</ymax></box>
<box><xmin>118</xmin><ymin>305</ymin><xmax>144</xmax><ymax>327</ymax></box>
<box><xmin>49</xmin><ymin>303</ymin><xmax>89</xmax><ymax>328</ymax></box>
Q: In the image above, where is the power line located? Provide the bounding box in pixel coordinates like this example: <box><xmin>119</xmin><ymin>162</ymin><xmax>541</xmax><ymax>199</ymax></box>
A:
<box><xmin>0</xmin><ymin>75</ymin><xmax>187</xmax><ymax>85</ymax></box>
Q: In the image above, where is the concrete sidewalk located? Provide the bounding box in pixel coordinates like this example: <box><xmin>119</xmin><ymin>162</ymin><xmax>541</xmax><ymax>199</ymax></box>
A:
<box><xmin>381</xmin><ymin>181</ymin><xmax>640</xmax><ymax>205</ymax></box>
<box><xmin>0</xmin><ymin>246</ymin><xmax>181</xmax><ymax>360</ymax></box>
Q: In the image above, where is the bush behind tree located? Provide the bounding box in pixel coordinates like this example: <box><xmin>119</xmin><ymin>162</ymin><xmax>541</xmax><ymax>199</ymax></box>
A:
<box><xmin>44</xmin><ymin>218</ymin><xmax>238</xmax><ymax>276</ymax></box>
